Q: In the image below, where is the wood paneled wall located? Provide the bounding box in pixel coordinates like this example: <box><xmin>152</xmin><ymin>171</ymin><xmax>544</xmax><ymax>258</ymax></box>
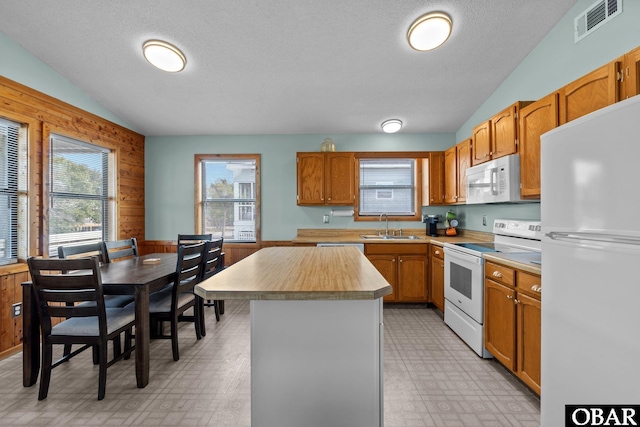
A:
<box><xmin>0</xmin><ymin>76</ymin><xmax>145</xmax><ymax>358</ymax></box>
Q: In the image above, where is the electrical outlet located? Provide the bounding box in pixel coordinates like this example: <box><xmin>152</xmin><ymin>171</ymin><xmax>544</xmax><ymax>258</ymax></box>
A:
<box><xmin>482</xmin><ymin>215</ymin><xmax>487</xmax><ymax>226</ymax></box>
<box><xmin>11</xmin><ymin>302</ymin><xmax>22</xmax><ymax>318</ymax></box>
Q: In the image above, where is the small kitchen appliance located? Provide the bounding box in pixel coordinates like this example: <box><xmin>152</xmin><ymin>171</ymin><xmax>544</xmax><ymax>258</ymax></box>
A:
<box><xmin>442</xmin><ymin>219</ymin><xmax>542</xmax><ymax>358</ymax></box>
<box><xmin>426</xmin><ymin>215</ymin><xmax>439</xmax><ymax>236</ymax></box>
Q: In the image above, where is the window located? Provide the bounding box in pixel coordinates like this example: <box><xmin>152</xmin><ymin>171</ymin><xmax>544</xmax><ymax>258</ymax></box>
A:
<box><xmin>196</xmin><ymin>154</ymin><xmax>260</xmax><ymax>243</ymax></box>
<box><xmin>49</xmin><ymin>135</ymin><xmax>113</xmax><ymax>255</ymax></box>
<box><xmin>0</xmin><ymin>118</ymin><xmax>26</xmax><ymax>265</ymax></box>
<box><xmin>358</xmin><ymin>158</ymin><xmax>417</xmax><ymax>218</ymax></box>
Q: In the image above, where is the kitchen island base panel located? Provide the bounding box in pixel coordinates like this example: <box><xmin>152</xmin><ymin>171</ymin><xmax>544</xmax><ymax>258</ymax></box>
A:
<box><xmin>250</xmin><ymin>299</ymin><xmax>383</xmax><ymax>427</ymax></box>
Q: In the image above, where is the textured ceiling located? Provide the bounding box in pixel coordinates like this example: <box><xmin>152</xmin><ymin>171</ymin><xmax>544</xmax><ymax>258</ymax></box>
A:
<box><xmin>0</xmin><ymin>0</ymin><xmax>576</xmax><ymax>136</ymax></box>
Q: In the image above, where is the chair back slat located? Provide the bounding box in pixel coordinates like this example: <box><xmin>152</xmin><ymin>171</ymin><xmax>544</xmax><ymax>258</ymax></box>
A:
<box><xmin>58</xmin><ymin>242</ymin><xmax>107</xmax><ymax>264</ymax></box>
<box><xmin>201</xmin><ymin>238</ymin><xmax>224</xmax><ymax>281</ymax></box>
<box><xmin>172</xmin><ymin>242</ymin><xmax>206</xmax><ymax>306</ymax></box>
<box><xmin>177</xmin><ymin>234</ymin><xmax>212</xmax><ymax>246</ymax></box>
<box><xmin>104</xmin><ymin>238</ymin><xmax>138</xmax><ymax>263</ymax></box>
<box><xmin>27</xmin><ymin>257</ymin><xmax>107</xmax><ymax>335</ymax></box>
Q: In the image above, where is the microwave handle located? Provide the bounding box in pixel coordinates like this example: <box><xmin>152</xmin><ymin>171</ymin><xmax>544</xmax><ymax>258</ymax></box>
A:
<box><xmin>491</xmin><ymin>167</ymin><xmax>498</xmax><ymax>195</ymax></box>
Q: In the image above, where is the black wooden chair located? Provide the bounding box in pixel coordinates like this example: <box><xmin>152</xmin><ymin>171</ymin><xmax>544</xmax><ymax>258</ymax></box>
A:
<box><xmin>147</xmin><ymin>242</ymin><xmax>206</xmax><ymax>361</ymax></box>
<box><xmin>104</xmin><ymin>238</ymin><xmax>138</xmax><ymax>263</ymax></box>
<box><xmin>57</xmin><ymin>242</ymin><xmax>135</xmax><ymax>359</ymax></box>
<box><xmin>27</xmin><ymin>256</ymin><xmax>136</xmax><ymax>400</ymax></box>
<box><xmin>177</xmin><ymin>234</ymin><xmax>212</xmax><ymax>246</ymax></box>
<box><xmin>200</xmin><ymin>238</ymin><xmax>225</xmax><ymax>330</ymax></box>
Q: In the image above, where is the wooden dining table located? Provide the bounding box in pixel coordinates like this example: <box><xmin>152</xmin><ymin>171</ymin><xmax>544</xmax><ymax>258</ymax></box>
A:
<box><xmin>22</xmin><ymin>252</ymin><xmax>178</xmax><ymax>389</ymax></box>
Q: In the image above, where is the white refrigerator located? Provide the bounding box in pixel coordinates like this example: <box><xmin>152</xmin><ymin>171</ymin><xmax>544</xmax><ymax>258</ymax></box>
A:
<box><xmin>540</xmin><ymin>95</ymin><xmax>640</xmax><ymax>426</ymax></box>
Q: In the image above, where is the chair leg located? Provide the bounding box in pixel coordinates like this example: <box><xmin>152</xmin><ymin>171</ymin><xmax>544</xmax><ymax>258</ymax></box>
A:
<box><xmin>171</xmin><ymin>317</ymin><xmax>180</xmax><ymax>362</ymax></box>
<box><xmin>112</xmin><ymin>335</ymin><xmax>122</xmax><ymax>358</ymax></box>
<box><xmin>214</xmin><ymin>300</ymin><xmax>221</xmax><ymax>322</ymax></box>
<box><xmin>97</xmin><ymin>343</ymin><xmax>108</xmax><ymax>400</ymax></box>
<box><xmin>92</xmin><ymin>345</ymin><xmax>99</xmax><ymax>365</ymax></box>
<box><xmin>124</xmin><ymin>329</ymin><xmax>133</xmax><ymax>360</ymax></box>
<box><xmin>219</xmin><ymin>300</ymin><xmax>225</xmax><ymax>315</ymax></box>
<box><xmin>63</xmin><ymin>344</ymin><xmax>72</xmax><ymax>360</ymax></box>
<box><xmin>194</xmin><ymin>300</ymin><xmax>203</xmax><ymax>341</ymax></box>
<box><xmin>197</xmin><ymin>297</ymin><xmax>205</xmax><ymax>338</ymax></box>
<box><xmin>38</xmin><ymin>342</ymin><xmax>53</xmax><ymax>400</ymax></box>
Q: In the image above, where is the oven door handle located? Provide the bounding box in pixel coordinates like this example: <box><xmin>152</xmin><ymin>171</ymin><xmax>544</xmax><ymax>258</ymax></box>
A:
<box><xmin>444</xmin><ymin>248</ymin><xmax>482</xmax><ymax>265</ymax></box>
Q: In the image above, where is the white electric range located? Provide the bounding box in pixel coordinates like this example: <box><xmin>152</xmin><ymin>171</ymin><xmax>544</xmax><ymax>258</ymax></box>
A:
<box><xmin>442</xmin><ymin>219</ymin><xmax>542</xmax><ymax>358</ymax></box>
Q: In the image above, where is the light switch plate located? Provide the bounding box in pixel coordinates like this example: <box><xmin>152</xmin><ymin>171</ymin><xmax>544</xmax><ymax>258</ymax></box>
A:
<box><xmin>323</xmin><ymin>214</ymin><xmax>330</xmax><ymax>223</ymax></box>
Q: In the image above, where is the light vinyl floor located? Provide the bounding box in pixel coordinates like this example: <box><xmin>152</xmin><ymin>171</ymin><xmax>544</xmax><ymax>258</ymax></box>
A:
<box><xmin>0</xmin><ymin>301</ymin><xmax>539</xmax><ymax>426</ymax></box>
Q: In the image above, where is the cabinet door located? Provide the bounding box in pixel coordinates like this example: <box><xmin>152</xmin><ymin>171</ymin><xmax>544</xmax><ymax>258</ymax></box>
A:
<box><xmin>430</xmin><ymin>255</ymin><xmax>444</xmax><ymax>311</ymax></box>
<box><xmin>425</xmin><ymin>152</ymin><xmax>444</xmax><ymax>205</ymax></box>
<box><xmin>398</xmin><ymin>255</ymin><xmax>427</xmax><ymax>302</ymax></box>
<box><xmin>471</xmin><ymin>121</ymin><xmax>491</xmax><ymax>165</ymax></box>
<box><xmin>296</xmin><ymin>153</ymin><xmax>324</xmax><ymax>205</ymax></box>
<box><xmin>517</xmin><ymin>292</ymin><xmax>541</xmax><ymax>395</ymax></box>
<box><xmin>622</xmin><ymin>46</ymin><xmax>640</xmax><ymax>100</ymax></box>
<box><xmin>456</xmin><ymin>139</ymin><xmax>471</xmax><ymax>203</ymax></box>
<box><xmin>559</xmin><ymin>60</ymin><xmax>621</xmax><ymax>125</ymax></box>
<box><xmin>367</xmin><ymin>255</ymin><xmax>397</xmax><ymax>302</ymax></box>
<box><xmin>491</xmin><ymin>104</ymin><xmax>519</xmax><ymax>159</ymax></box>
<box><xmin>444</xmin><ymin>146</ymin><xmax>457</xmax><ymax>204</ymax></box>
<box><xmin>325</xmin><ymin>152</ymin><xmax>355</xmax><ymax>205</ymax></box>
<box><xmin>519</xmin><ymin>93</ymin><xmax>558</xmax><ymax>199</ymax></box>
<box><xmin>484</xmin><ymin>279</ymin><xmax>516</xmax><ymax>370</ymax></box>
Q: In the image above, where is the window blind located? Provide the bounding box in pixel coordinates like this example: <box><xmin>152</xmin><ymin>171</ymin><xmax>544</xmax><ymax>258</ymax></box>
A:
<box><xmin>0</xmin><ymin>118</ymin><xmax>19</xmax><ymax>265</ymax></box>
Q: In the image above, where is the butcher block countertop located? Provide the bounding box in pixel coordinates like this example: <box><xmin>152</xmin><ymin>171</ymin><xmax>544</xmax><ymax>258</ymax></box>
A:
<box><xmin>194</xmin><ymin>246</ymin><xmax>393</xmax><ymax>301</ymax></box>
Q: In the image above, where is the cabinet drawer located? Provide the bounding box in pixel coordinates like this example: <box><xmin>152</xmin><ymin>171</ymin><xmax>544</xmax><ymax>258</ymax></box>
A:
<box><xmin>365</xmin><ymin>243</ymin><xmax>427</xmax><ymax>255</ymax></box>
<box><xmin>517</xmin><ymin>271</ymin><xmax>542</xmax><ymax>298</ymax></box>
<box><xmin>430</xmin><ymin>244</ymin><xmax>444</xmax><ymax>260</ymax></box>
<box><xmin>485</xmin><ymin>262</ymin><xmax>515</xmax><ymax>287</ymax></box>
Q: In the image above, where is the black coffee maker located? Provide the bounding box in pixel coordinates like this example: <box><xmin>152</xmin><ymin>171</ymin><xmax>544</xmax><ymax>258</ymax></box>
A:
<box><xmin>426</xmin><ymin>215</ymin><xmax>439</xmax><ymax>236</ymax></box>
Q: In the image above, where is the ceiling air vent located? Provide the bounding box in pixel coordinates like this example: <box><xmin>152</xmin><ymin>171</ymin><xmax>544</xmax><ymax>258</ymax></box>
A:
<box><xmin>575</xmin><ymin>0</ymin><xmax>622</xmax><ymax>43</ymax></box>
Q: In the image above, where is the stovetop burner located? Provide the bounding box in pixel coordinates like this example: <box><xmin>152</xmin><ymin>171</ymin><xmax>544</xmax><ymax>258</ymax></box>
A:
<box><xmin>445</xmin><ymin>219</ymin><xmax>542</xmax><ymax>257</ymax></box>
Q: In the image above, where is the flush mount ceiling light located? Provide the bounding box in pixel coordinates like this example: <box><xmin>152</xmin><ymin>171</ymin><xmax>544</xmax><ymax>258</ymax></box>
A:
<box><xmin>142</xmin><ymin>40</ymin><xmax>186</xmax><ymax>72</ymax></box>
<box><xmin>407</xmin><ymin>12</ymin><xmax>452</xmax><ymax>51</ymax></box>
<box><xmin>381</xmin><ymin>119</ymin><xmax>403</xmax><ymax>133</ymax></box>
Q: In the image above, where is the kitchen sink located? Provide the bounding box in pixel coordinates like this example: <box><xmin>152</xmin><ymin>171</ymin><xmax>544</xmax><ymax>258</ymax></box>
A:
<box><xmin>360</xmin><ymin>235</ymin><xmax>422</xmax><ymax>240</ymax></box>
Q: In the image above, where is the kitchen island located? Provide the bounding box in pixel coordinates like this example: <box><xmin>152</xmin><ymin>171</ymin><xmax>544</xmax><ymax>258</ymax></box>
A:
<box><xmin>195</xmin><ymin>246</ymin><xmax>392</xmax><ymax>427</ymax></box>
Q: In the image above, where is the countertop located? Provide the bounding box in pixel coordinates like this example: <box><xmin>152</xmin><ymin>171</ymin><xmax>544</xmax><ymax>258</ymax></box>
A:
<box><xmin>194</xmin><ymin>246</ymin><xmax>393</xmax><ymax>301</ymax></box>
<box><xmin>292</xmin><ymin>228</ymin><xmax>540</xmax><ymax>274</ymax></box>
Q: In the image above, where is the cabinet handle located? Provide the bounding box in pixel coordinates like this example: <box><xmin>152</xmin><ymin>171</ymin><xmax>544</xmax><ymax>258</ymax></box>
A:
<box><xmin>399</xmin><ymin>259</ymin><xmax>403</xmax><ymax>263</ymax></box>
<box><xmin>514</xmin><ymin>299</ymin><xmax>520</xmax><ymax>305</ymax></box>
<box><xmin>492</xmin><ymin>271</ymin><xmax>502</xmax><ymax>278</ymax></box>
<box><xmin>531</xmin><ymin>285</ymin><xmax>539</xmax><ymax>292</ymax></box>
<box><xmin>328</xmin><ymin>197</ymin><xmax>331</xmax><ymax>201</ymax></box>
<box><xmin>435</xmin><ymin>250</ymin><xmax>440</xmax><ymax>255</ymax></box>
<box><xmin>506</xmin><ymin>295</ymin><xmax>513</xmax><ymax>300</ymax></box>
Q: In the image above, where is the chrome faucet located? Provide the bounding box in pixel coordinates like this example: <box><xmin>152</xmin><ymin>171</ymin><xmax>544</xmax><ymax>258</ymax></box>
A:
<box><xmin>379</xmin><ymin>213</ymin><xmax>389</xmax><ymax>236</ymax></box>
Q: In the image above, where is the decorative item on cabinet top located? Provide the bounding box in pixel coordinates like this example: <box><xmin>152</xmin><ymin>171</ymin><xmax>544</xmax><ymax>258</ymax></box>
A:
<box><xmin>320</xmin><ymin>138</ymin><xmax>336</xmax><ymax>152</ymax></box>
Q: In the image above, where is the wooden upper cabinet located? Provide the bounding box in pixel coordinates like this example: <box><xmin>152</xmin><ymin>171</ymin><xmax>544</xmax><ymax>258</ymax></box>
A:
<box><xmin>471</xmin><ymin>120</ymin><xmax>491</xmax><ymax>165</ymax></box>
<box><xmin>426</xmin><ymin>152</ymin><xmax>444</xmax><ymax>205</ymax></box>
<box><xmin>325</xmin><ymin>152</ymin><xmax>355</xmax><ymax>204</ymax></box>
<box><xmin>519</xmin><ymin>92</ymin><xmax>559</xmax><ymax>199</ymax></box>
<box><xmin>296</xmin><ymin>152</ymin><xmax>355</xmax><ymax>205</ymax></box>
<box><xmin>444</xmin><ymin>146</ymin><xmax>457</xmax><ymax>204</ymax></box>
<box><xmin>443</xmin><ymin>139</ymin><xmax>471</xmax><ymax>205</ymax></box>
<box><xmin>472</xmin><ymin>102</ymin><xmax>532</xmax><ymax>166</ymax></box>
<box><xmin>456</xmin><ymin>139</ymin><xmax>471</xmax><ymax>203</ymax></box>
<box><xmin>559</xmin><ymin>60</ymin><xmax>621</xmax><ymax>125</ymax></box>
<box><xmin>620</xmin><ymin>46</ymin><xmax>640</xmax><ymax>100</ymax></box>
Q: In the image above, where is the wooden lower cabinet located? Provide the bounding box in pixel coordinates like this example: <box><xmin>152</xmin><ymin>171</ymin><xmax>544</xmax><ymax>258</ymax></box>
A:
<box><xmin>365</xmin><ymin>244</ymin><xmax>428</xmax><ymax>303</ymax></box>
<box><xmin>429</xmin><ymin>244</ymin><xmax>445</xmax><ymax>311</ymax></box>
<box><xmin>484</xmin><ymin>261</ymin><xmax>541</xmax><ymax>395</ymax></box>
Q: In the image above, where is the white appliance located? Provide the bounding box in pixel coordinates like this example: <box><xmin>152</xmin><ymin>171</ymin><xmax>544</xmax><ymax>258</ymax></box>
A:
<box><xmin>466</xmin><ymin>154</ymin><xmax>530</xmax><ymax>204</ymax></box>
<box><xmin>443</xmin><ymin>219</ymin><xmax>541</xmax><ymax>358</ymax></box>
<box><xmin>540</xmin><ymin>96</ymin><xmax>640</xmax><ymax>426</ymax></box>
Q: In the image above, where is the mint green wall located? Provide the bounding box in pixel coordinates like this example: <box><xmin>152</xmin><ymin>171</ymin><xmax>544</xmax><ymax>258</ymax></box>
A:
<box><xmin>145</xmin><ymin>134</ymin><xmax>454</xmax><ymax>240</ymax></box>
<box><xmin>0</xmin><ymin>31</ymin><xmax>133</xmax><ymax>130</ymax></box>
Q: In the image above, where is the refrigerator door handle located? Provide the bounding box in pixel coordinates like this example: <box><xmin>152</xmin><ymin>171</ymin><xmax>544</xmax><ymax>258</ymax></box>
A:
<box><xmin>546</xmin><ymin>231</ymin><xmax>640</xmax><ymax>246</ymax></box>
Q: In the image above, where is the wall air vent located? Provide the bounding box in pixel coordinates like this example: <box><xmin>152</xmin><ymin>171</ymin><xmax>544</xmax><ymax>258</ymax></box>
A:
<box><xmin>575</xmin><ymin>0</ymin><xmax>622</xmax><ymax>43</ymax></box>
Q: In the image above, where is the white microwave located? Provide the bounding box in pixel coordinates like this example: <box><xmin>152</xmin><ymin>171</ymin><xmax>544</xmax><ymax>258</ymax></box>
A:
<box><xmin>466</xmin><ymin>154</ymin><xmax>527</xmax><ymax>204</ymax></box>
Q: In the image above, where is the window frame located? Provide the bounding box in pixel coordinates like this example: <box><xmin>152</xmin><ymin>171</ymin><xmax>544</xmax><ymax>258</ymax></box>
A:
<box><xmin>354</xmin><ymin>152</ymin><xmax>427</xmax><ymax>222</ymax></box>
<box><xmin>194</xmin><ymin>154</ymin><xmax>261</xmax><ymax>244</ymax></box>
<box><xmin>0</xmin><ymin>117</ymin><xmax>25</xmax><ymax>265</ymax></box>
<box><xmin>44</xmin><ymin>129</ymin><xmax>116</xmax><ymax>257</ymax></box>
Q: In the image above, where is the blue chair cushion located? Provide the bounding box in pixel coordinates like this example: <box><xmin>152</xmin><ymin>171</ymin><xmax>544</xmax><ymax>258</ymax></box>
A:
<box><xmin>147</xmin><ymin>290</ymin><xmax>195</xmax><ymax>314</ymax></box>
<box><xmin>51</xmin><ymin>307</ymin><xmax>135</xmax><ymax>337</ymax></box>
